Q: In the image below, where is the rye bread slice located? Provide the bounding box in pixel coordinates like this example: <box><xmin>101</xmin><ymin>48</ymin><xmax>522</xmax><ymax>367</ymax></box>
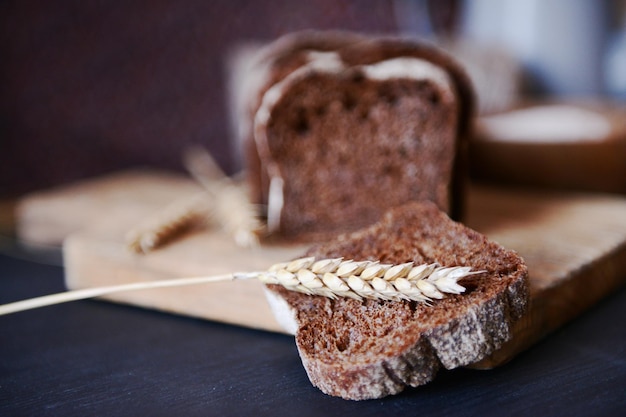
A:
<box><xmin>235</xmin><ymin>30</ymin><xmax>368</xmax><ymax>207</ymax></box>
<box><xmin>246</xmin><ymin>32</ymin><xmax>474</xmax><ymax>240</ymax></box>
<box><xmin>264</xmin><ymin>201</ymin><xmax>528</xmax><ymax>400</ymax></box>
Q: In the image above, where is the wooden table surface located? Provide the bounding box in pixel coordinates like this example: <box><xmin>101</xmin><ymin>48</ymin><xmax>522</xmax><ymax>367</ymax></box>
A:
<box><xmin>1</xmin><ymin>247</ymin><xmax>625</xmax><ymax>416</ymax></box>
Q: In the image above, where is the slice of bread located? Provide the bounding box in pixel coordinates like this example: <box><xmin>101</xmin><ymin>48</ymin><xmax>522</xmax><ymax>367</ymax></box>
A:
<box><xmin>241</xmin><ymin>31</ymin><xmax>474</xmax><ymax>240</ymax></box>
<box><xmin>264</xmin><ymin>201</ymin><xmax>528</xmax><ymax>400</ymax></box>
<box><xmin>231</xmin><ymin>31</ymin><xmax>367</xmax><ymax>208</ymax></box>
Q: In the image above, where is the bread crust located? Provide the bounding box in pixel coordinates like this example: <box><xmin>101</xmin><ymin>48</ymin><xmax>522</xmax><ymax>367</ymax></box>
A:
<box><xmin>264</xmin><ymin>201</ymin><xmax>528</xmax><ymax>400</ymax></box>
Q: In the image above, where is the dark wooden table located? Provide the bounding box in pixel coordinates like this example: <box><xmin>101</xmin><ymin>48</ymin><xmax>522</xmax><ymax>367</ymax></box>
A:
<box><xmin>1</xmin><ymin>249</ymin><xmax>625</xmax><ymax>416</ymax></box>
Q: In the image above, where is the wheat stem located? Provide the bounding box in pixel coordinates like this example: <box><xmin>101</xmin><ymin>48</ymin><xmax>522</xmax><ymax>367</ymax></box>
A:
<box><xmin>0</xmin><ymin>273</ymin><xmax>241</xmax><ymax>316</ymax></box>
<box><xmin>0</xmin><ymin>257</ymin><xmax>482</xmax><ymax>316</ymax></box>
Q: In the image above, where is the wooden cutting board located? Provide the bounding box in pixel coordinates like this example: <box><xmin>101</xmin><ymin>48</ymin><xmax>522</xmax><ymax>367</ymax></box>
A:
<box><xmin>16</xmin><ymin>170</ymin><xmax>626</xmax><ymax>367</ymax></box>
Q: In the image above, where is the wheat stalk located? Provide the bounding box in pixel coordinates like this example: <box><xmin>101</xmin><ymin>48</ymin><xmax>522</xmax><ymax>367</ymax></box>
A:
<box><xmin>125</xmin><ymin>147</ymin><xmax>263</xmax><ymax>253</ymax></box>
<box><xmin>0</xmin><ymin>257</ymin><xmax>482</xmax><ymax>316</ymax></box>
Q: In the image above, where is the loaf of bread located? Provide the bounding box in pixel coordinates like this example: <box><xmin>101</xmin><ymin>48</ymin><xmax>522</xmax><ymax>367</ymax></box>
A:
<box><xmin>264</xmin><ymin>201</ymin><xmax>529</xmax><ymax>400</ymax></box>
<box><xmin>238</xmin><ymin>31</ymin><xmax>474</xmax><ymax>240</ymax></box>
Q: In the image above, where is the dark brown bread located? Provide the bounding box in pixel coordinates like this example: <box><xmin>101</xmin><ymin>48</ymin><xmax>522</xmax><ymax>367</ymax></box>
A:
<box><xmin>264</xmin><ymin>201</ymin><xmax>528</xmax><ymax>400</ymax></box>
<box><xmin>243</xmin><ymin>31</ymin><xmax>474</xmax><ymax>240</ymax></box>
<box><xmin>236</xmin><ymin>31</ymin><xmax>368</xmax><ymax>208</ymax></box>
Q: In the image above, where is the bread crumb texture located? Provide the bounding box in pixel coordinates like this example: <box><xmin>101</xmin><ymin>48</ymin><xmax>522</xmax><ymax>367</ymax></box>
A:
<box><xmin>267</xmin><ymin>73</ymin><xmax>457</xmax><ymax>237</ymax></box>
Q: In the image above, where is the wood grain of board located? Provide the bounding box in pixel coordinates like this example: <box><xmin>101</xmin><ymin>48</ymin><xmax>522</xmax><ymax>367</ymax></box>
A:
<box><xmin>16</xmin><ymin>170</ymin><xmax>626</xmax><ymax>367</ymax></box>
<box><xmin>64</xmin><ymin>230</ymin><xmax>306</xmax><ymax>333</ymax></box>
<box><xmin>16</xmin><ymin>169</ymin><xmax>204</xmax><ymax>246</ymax></box>
<box><xmin>465</xmin><ymin>187</ymin><xmax>626</xmax><ymax>367</ymax></box>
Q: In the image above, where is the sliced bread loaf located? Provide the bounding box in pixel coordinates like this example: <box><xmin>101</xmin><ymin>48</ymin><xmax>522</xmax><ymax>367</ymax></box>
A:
<box><xmin>242</xmin><ymin>31</ymin><xmax>474</xmax><ymax>240</ymax></box>
<box><xmin>264</xmin><ymin>201</ymin><xmax>528</xmax><ymax>400</ymax></box>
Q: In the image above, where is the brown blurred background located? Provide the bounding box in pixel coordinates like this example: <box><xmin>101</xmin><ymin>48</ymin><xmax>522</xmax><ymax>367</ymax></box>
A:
<box><xmin>1</xmin><ymin>0</ymin><xmax>625</xmax><ymax>198</ymax></box>
<box><xmin>1</xmin><ymin>0</ymin><xmax>401</xmax><ymax>198</ymax></box>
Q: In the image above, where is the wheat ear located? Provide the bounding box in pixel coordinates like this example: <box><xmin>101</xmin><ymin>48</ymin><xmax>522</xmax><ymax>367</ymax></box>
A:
<box><xmin>0</xmin><ymin>257</ymin><xmax>482</xmax><ymax>316</ymax></box>
<box><xmin>256</xmin><ymin>257</ymin><xmax>482</xmax><ymax>302</ymax></box>
<box><xmin>125</xmin><ymin>192</ymin><xmax>210</xmax><ymax>254</ymax></box>
<box><xmin>183</xmin><ymin>146</ymin><xmax>263</xmax><ymax>247</ymax></box>
<box><xmin>125</xmin><ymin>148</ymin><xmax>263</xmax><ymax>253</ymax></box>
